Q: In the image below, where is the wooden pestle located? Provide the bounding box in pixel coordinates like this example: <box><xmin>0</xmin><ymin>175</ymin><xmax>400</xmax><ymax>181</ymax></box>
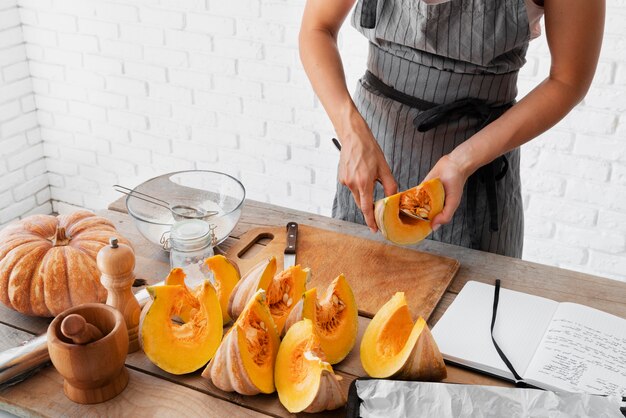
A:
<box><xmin>60</xmin><ymin>314</ymin><xmax>104</xmax><ymax>345</ymax></box>
<box><xmin>97</xmin><ymin>237</ymin><xmax>141</xmax><ymax>353</ymax></box>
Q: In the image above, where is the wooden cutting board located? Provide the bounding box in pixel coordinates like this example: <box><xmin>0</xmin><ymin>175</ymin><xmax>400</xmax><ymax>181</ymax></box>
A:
<box><xmin>225</xmin><ymin>224</ymin><xmax>460</xmax><ymax>321</ymax></box>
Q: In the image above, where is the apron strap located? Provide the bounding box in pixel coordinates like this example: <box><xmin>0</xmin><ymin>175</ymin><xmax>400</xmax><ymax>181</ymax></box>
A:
<box><xmin>360</xmin><ymin>0</ymin><xmax>378</xmax><ymax>29</ymax></box>
<box><xmin>413</xmin><ymin>98</ymin><xmax>496</xmax><ymax>132</ymax></box>
<box><xmin>364</xmin><ymin>70</ymin><xmax>433</xmax><ymax>110</ymax></box>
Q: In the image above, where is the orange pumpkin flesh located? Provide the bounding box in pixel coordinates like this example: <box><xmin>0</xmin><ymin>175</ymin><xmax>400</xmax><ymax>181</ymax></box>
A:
<box><xmin>205</xmin><ymin>255</ymin><xmax>240</xmax><ymax>324</ymax></box>
<box><xmin>284</xmin><ymin>274</ymin><xmax>358</xmax><ymax>364</ymax></box>
<box><xmin>163</xmin><ymin>268</ymin><xmax>196</xmax><ymax>323</ymax></box>
<box><xmin>265</xmin><ymin>265</ymin><xmax>310</xmax><ymax>335</ymax></box>
<box><xmin>139</xmin><ymin>280</ymin><xmax>223</xmax><ymax>375</ymax></box>
<box><xmin>275</xmin><ymin>319</ymin><xmax>345</xmax><ymax>413</ymax></box>
<box><xmin>360</xmin><ymin>292</ymin><xmax>446</xmax><ymax>380</ymax></box>
<box><xmin>0</xmin><ymin>211</ymin><xmax>130</xmax><ymax>317</ymax></box>
<box><xmin>374</xmin><ymin>178</ymin><xmax>445</xmax><ymax>245</ymax></box>
<box><xmin>203</xmin><ymin>289</ymin><xmax>280</xmax><ymax>395</ymax></box>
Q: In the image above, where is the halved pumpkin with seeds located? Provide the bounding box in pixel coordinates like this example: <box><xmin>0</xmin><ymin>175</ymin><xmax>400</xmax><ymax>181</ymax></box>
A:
<box><xmin>202</xmin><ymin>289</ymin><xmax>280</xmax><ymax>395</ymax></box>
<box><xmin>374</xmin><ymin>178</ymin><xmax>445</xmax><ymax>245</ymax></box>
<box><xmin>399</xmin><ymin>182</ymin><xmax>436</xmax><ymax>220</ymax></box>
<box><xmin>283</xmin><ymin>274</ymin><xmax>357</xmax><ymax>364</ymax></box>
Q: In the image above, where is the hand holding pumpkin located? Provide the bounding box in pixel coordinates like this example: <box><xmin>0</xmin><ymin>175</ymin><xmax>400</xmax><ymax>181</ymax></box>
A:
<box><xmin>337</xmin><ymin>114</ymin><xmax>398</xmax><ymax>233</ymax></box>
<box><xmin>423</xmin><ymin>154</ymin><xmax>469</xmax><ymax>232</ymax></box>
<box><xmin>374</xmin><ymin>178</ymin><xmax>445</xmax><ymax>245</ymax></box>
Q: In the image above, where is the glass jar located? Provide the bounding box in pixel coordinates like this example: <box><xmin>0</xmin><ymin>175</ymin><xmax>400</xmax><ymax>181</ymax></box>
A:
<box><xmin>168</xmin><ymin>219</ymin><xmax>216</xmax><ymax>289</ymax></box>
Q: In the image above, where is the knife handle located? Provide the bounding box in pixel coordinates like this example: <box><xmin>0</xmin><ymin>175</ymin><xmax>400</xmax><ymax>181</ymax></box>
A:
<box><xmin>285</xmin><ymin>222</ymin><xmax>298</xmax><ymax>255</ymax></box>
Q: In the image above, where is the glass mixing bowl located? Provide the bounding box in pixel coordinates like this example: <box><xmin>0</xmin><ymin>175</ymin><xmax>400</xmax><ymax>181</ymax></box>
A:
<box><xmin>125</xmin><ymin>170</ymin><xmax>245</xmax><ymax>249</ymax></box>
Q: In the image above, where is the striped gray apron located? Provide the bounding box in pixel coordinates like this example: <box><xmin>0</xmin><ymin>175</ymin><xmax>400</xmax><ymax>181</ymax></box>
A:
<box><xmin>332</xmin><ymin>0</ymin><xmax>530</xmax><ymax>257</ymax></box>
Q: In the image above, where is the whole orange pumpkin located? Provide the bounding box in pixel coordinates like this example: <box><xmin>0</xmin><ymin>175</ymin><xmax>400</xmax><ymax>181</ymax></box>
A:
<box><xmin>0</xmin><ymin>210</ymin><xmax>131</xmax><ymax>317</ymax></box>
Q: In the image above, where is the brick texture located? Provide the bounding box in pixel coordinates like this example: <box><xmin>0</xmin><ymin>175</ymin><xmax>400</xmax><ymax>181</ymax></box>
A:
<box><xmin>0</xmin><ymin>0</ymin><xmax>49</xmax><ymax>227</ymax></box>
<box><xmin>0</xmin><ymin>0</ymin><xmax>624</xmax><ymax>282</ymax></box>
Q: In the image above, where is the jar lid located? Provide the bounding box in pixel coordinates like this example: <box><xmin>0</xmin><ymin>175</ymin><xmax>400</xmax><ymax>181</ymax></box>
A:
<box><xmin>169</xmin><ymin>219</ymin><xmax>213</xmax><ymax>251</ymax></box>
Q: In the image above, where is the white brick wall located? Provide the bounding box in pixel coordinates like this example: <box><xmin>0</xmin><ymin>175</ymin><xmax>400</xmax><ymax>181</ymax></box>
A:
<box><xmin>0</xmin><ymin>0</ymin><xmax>49</xmax><ymax>227</ymax></box>
<box><xmin>1</xmin><ymin>0</ymin><xmax>625</xmax><ymax>282</ymax></box>
<box><xmin>517</xmin><ymin>10</ymin><xmax>626</xmax><ymax>281</ymax></box>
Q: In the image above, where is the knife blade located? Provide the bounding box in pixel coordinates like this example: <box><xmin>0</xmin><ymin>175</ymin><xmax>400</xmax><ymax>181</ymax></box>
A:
<box><xmin>284</xmin><ymin>222</ymin><xmax>298</xmax><ymax>270</ymax></box>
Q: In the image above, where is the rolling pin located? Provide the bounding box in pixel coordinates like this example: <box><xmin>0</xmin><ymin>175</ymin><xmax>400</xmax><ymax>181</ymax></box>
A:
<box><xmin>0</xmin><ymin>335</ymin><xmax>50</xmax><ymax>389</ymax></box>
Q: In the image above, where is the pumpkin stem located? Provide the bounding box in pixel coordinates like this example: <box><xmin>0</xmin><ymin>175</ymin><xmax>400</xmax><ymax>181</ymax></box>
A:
<box><xmin>52</xmin><ymin>226</ymin><xmax>70</xmax><ymax>246</ymax></box>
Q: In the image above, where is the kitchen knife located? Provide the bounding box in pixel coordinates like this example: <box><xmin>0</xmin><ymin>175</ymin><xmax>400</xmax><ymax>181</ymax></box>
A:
<box><xmin>284</xmin><ymin>222</ymin><xmax>298</xmax><ymax>270</ymax></box>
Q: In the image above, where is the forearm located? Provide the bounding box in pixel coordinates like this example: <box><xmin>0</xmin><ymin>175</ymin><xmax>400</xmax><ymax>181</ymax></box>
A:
<box><xmin>449</xmin><ymin>0</ymin><xmax>604</xmax><ymax>177</ymax></box>
<box><xmin>449</xmin><ymin>76</ymin><xmax>588</xmax><ymax>175</ymax></box>
<box><xmin>299</xmin><ymin>28</ymin><xmax>359</xmax><ymax>140</ymax></box>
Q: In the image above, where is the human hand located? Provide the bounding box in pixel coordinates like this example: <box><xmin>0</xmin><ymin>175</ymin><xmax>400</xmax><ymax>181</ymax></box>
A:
<box><xmin>337</xmin><ymin>114</ymin><xmax>397</xmax><ymax>233</ymax></box>
<box><xmin>423</xmin><ymin>154</ymin><xmax>471</xmax><ymax>232</ymax></box>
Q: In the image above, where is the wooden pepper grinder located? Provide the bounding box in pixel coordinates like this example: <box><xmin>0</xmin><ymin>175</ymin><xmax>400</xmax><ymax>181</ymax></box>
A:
<box><xmin>97</xmin><ymin>237</ymin><xmax>141</xmax><ymax>353</ymax></box>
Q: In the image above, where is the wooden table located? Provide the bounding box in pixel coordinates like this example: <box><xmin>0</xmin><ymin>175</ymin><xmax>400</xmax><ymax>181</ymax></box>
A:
<box><xmin>1</xmin><ymin>199</ymin><xmax>625</xmax><ymax>417</ymax></box>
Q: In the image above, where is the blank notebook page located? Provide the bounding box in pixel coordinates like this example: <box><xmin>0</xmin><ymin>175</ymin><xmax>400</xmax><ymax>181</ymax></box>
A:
<box><xmin>431</xmin><ymin>281</ymin><xmax>559</xmax><ymax>379</ymax></box>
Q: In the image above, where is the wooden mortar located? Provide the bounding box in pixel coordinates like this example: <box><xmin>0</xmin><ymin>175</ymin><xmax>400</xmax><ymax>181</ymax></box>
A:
<box><xmin>47</xmin><ymin>303</ymin><xmax>129</xmax><ymax>404</ymax></box>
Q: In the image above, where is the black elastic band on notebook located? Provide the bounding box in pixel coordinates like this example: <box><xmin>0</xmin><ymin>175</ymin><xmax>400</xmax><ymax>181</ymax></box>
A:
<box><xmin>491</xmin><ymin>279</ymin><xmax>526</xmax><ymax>386</ymax></box>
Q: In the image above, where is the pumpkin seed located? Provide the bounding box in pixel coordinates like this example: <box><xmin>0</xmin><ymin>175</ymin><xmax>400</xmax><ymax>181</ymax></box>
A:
<box><xmin>282</xmin><ymin>293</ymin><xmax>289</xmax><ymax>303</ymax></box>
<box><xmin>287</xmin><ymin>298</ymin><xmax>292</xmax><ymax>307</ymax></box>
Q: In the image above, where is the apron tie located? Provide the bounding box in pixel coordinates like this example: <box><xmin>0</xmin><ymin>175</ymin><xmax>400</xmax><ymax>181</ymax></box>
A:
<box><xmin>360</xmin><ymin>0</ymin><xmax>378</xmax><ymax>29</ymax></box>
<box><xmin>412</xmin><ymin>98</ymin><xmax>509</xmax><ymax>133</ymax></box>
<box><xmin>363</xmin><ymin>70</ymin><xmax>512</xmax><ymax>233</ymax></box>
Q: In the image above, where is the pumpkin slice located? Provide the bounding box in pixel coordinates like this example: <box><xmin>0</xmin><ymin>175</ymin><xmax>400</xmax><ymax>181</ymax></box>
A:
<box><xmin>265</xmin><ymin>265</ymin><xmax>310</xmax><ymax>334</ymax></box>
<box><xmin>275</xmin><ymin>319</ymin><xmax>346</xmax><ymax>413</ymax></box>
<box><xmin>284</xmin><ymin>274</ymin><xmax>357</xmax><ymax>364</ymax></box>
<box><xmin>139</xmin><ymin>280</ymin><xmax>223</xmax><ymax>375</ymax></box>
<box><xmin>203</xmin><ymin>289</ymin><xmax>280</xmax><ymax>395</ymax></box>
<box><xmin>205</xmin><ymin>255</ymin><xmax>240</xmax><ymax>324</ymax></box>
<box><xmin>360</xmin><ymin>292</ymin><xmax>446</xmax><ymax>380</ymax></box>
<box><xmin>374</xmin><ymin>178</ymin><xmax>445</xmax><ymax>245</ymax></box>
<box><xmin>227</xmin><ymin>256</ymin><xmax>276</xmax><ymax>321</ymax></box>
<box><xmin>163</xmin><ymin>268</ymin><xmax>197</xmax><ymax>323</ymax></box>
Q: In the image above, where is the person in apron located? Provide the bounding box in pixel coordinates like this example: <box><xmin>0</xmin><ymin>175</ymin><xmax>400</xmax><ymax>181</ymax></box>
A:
<box><xmin>299</xmin><ymin>0</ymin><xmax>604</xmax><ymax>257</ymax></box>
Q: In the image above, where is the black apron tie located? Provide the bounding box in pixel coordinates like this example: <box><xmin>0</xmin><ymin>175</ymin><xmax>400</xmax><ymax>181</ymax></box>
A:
<box><xmin>412</xmin><ymin>98</ymin><xmax>509</xmax><ymax>133</ymax></box>
<box><xmin>360</xmin><ymin>0</ymin><xmax>378</xmax><ymax>29</ymax></box>
<box><xmin>363</xmin><ymin>70</ymin><xmax>512</xmax><ymax>233</ymax></box>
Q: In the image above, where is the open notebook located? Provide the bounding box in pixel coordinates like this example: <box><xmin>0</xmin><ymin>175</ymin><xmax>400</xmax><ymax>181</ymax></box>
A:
<box><xmin>431</xmin><ymin>281</ymin><xmax>626</xmax><ymax>397</ymax></box>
